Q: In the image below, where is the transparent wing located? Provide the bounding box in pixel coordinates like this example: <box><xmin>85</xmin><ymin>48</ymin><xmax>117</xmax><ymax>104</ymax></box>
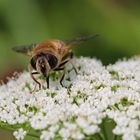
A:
<box><xmin>12</xmin><ymin>43</ymin><xmax>36</xmax><ymax>56</ymax></box>
<box><xmin>65</xmin><ymin>34</ymin><xmax>99</xmax><ymax>46</ymax></box>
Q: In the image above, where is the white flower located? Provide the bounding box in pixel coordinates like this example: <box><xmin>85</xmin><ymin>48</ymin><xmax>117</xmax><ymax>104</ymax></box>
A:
<box><xmin>13</xmin><ymin>128</ymin><xmax>27</xmax><ymax>140</ymax></box>
<box><xmin>76</xmin><ymin>116</ymin><xmax>89</xmax><ymax>128</ymax></box>
<box><xmin>122</xmin><ymin>133</ymin><xmax>136</xmax><ymax>140</ymax></box>
<box><xmin>30</xmin><ymin>113</ymin><xmax>48</xmax><ymax>129</ymax></box>
<box><xmin>1</xmin><ymin>57</ymin><xmax>140</xmax><ymax>140</ymax></box>
<box><xmin>40</xmin><ymin>131</ymin><xmax>53</xmax><ymax>140</ymax></box>
<box><xmin>63</xmin><ymin>122</ymin><xmax>84</xmax><ymax>140</ymax></box>
<box><xmin>59</xmin><ymin>128</ymin><xmax>70</xmax><ymax>139</ymax></box>
<box><xmin>83</xmin><ymin>125</ymin><xmax>100</xmax><ymax>135</ymax></box>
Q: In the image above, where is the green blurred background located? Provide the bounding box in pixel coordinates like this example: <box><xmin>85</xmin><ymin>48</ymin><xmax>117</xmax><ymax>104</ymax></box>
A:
<box><xmin>0</xmin><ymin>0</ymin><xmax>140</xmax><ymax>139</ymax></box>
<box><xmin>1</xmin><ymin>0</ymin><xmax>140</xmax><ymax>82</ymax></box>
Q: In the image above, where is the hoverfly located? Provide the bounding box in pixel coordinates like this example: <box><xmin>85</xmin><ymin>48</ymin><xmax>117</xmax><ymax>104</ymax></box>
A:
<box><xmin>13</xmin><ymin>34</ymin><xmax>98</xmax><ymax>90</ymax></box>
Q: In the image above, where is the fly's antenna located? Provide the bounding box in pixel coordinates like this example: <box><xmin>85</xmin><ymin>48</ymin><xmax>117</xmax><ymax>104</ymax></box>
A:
<box><xmin>65</xmin><ymin>34</ymin><xmax>99</xmax><ymax>46</ymax></box>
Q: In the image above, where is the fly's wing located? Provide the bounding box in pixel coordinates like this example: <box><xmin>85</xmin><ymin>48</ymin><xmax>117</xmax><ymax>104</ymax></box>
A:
<box><xmin>12</xmin><ymin>43</ymin><xmax>36</xmax><ymax>56</ymax></box>
<box><xmin>65</xmin><ymin>34</ymin><xmax>99</xmax><ymax>47</ymax></box>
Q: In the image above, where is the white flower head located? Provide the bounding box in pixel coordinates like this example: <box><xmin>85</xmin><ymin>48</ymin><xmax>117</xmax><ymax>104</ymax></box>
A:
<box><xmin>0</xmin><ymin>57</ymin><xmax>140</xmax><ymax>140</ymax></box>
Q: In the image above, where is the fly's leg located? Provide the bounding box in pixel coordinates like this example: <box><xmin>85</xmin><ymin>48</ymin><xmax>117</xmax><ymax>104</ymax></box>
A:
<box><xmin>54</xmin><ymin>67</ymin><xmax>66</xmax><ymax>87</ymax></box>
<box><xmin>61</xmin><ymin>52</ymin><xmax>78</xmax><ymax>74</ymax></box>
<box><xmin>69</xmin><ymin>60</ymin><xmax>78</xmax><ymax>74</ymax></box>
<box><xmin>46</xmin><ymin>76</ymin><xmax>49</xmax><ymax>89</ymax></box>
<box><xmin>60</xmin><ymin>67</ymin><xmax>66</xmax><ymax>87</ymax></box>
<box><xmin>28</xmin><ymin>64</ymin><xmax>41</xmax><ymax>92</ymax></box>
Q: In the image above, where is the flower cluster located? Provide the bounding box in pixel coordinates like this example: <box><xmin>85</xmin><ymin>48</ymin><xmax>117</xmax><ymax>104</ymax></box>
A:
<box><xmin>13</xmin><ymin>128</ymin><xmax>27</xmax><ymax>140</ymax></box>
<box><xmin>0</xmin><ymin>57</ymin><xmax>140</xmax><ymax>140</ymax></box>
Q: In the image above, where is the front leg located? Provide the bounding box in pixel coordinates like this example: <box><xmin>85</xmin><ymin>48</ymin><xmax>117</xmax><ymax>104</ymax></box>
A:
<box><xmin>46</xmin><ymin>76</ymin><xmax>49</xmax><ymax>88</ymax></box>
<box><xmin>28</xmin><ymin>64</ymin><xmax>41</xmax><ymax>90</ymax></box>
<box><xmin>54</xmin><ymin>67</ymin><xmax>66</xmax><ymax>87</ymax></box>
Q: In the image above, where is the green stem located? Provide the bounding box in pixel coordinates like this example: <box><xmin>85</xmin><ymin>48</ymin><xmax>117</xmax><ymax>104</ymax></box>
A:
<box><xmin>97</xmin><ymin>133</ymin><xmax>105</xmax><ymax>140</ymax></box>
<box><xmin>102</xmin><ymin>121</ymin><xmax>108</xmax><ymax>140</ymax></box>
<box><xmin>114</xmin><ymin>135</ymin><xmax>117</xmax><ymax>140</ymax></box>
<box><xmin>26</xmin><ymin>133</ymin><xmax>39</xmax><ymax>138</ymax></box>
<box><xmin>85</xmin><ymin>133</ymin><xmax>104</xmax><ymax>140</ymax></box>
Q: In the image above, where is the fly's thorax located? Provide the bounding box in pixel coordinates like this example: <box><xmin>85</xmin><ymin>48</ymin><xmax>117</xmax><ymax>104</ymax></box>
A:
<box><xmin>32</xmin><ymin>40</ymin><xmax>65</xmax><ymax>54</ymax></box>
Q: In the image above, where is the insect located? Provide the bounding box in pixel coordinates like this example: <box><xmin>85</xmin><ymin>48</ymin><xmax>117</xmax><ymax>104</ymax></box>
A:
<box><xmin>13</xmin><ymin>34</ymin><xmax>98</xmax><ymax>90</ymax></box>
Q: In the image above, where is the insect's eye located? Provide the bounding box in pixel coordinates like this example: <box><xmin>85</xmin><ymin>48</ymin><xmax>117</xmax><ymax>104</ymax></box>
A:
<box><xmin>31</xmin><ymin>56</ymin><xmax>37</xmax><ymax>70</ymax></box>
<box><xmin>47</xmin><ymin>54</ymin><xmax>58</xmax><ymax>69</ymax></box>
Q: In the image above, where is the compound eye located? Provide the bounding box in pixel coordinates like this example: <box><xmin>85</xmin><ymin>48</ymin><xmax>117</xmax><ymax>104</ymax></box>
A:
<box><xmin>47</xmin><ymin>54</ymin><xmax>58</xmax><ymax>69</ymax></box>
<box><xmin>30</xmin><ymin>56</ymin><xmax>37</xmax><ymax>70</ymax></box>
